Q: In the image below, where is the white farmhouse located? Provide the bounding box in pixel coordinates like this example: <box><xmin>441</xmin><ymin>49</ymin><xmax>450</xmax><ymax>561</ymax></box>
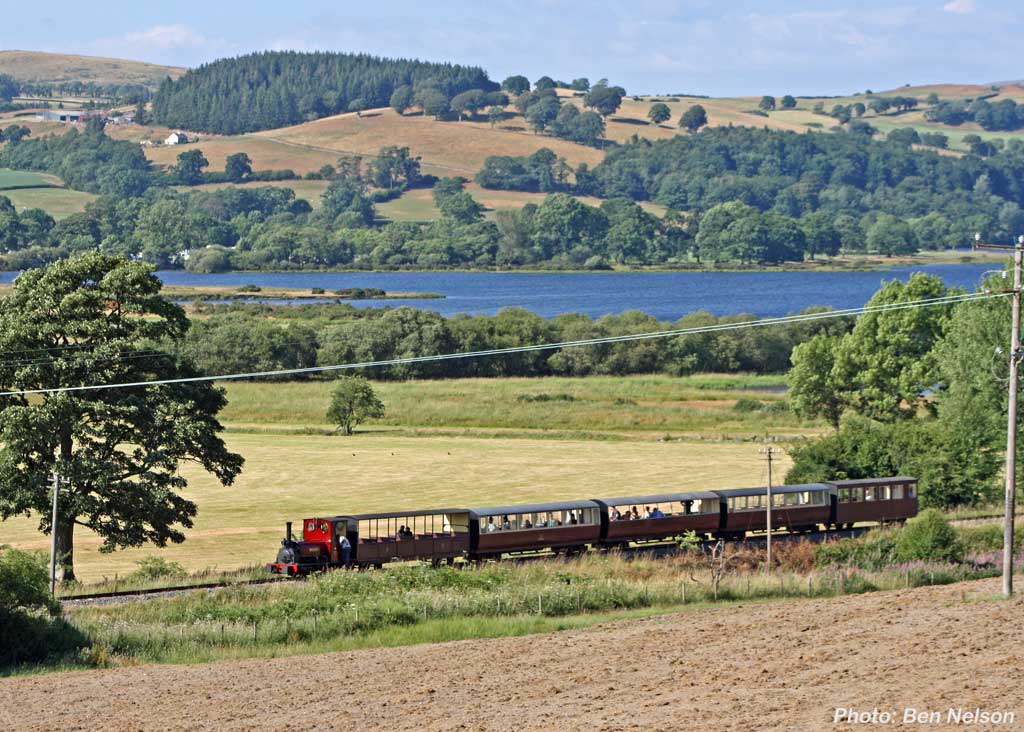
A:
<box><xmin>164</xmin><ymin>131</ymin><xmax>189</xmax><ymax>145</ymax></box>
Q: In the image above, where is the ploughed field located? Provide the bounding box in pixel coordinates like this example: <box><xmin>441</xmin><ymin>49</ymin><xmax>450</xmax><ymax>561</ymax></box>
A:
<box><xmin>2</xmin><ymin>578</ymin><xmax>1019</xmax><ymax>731</ymax></box>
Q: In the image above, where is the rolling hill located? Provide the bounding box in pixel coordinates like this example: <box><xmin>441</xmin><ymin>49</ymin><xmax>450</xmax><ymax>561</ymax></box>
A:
<box><xmin>5</xmin><ymin>48</ymin><xmax>1024</xmax><ymax>224</ymax></box>
<box><xmin>0</xmin><ymin>50</ymin><xmax>185</xmax><ymax>88</ymax></box>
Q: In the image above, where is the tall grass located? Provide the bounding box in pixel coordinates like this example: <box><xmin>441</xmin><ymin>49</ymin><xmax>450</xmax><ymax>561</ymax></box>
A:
<box><xmin>59</xmin><ymin>547</ymin><xmax>1002</xmax><ymax>669</ymax></box>
<box><xmin>220</xmin><ymin>374</ymin><xmax>805</xmax><ymax>437</ymax></box>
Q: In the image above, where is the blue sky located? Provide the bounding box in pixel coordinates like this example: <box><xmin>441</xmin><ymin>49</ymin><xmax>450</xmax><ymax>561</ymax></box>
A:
<box><xmin>3</xmin><ymin>0</ymin><xmax>1021</xmax><ymax>96</ymax></box>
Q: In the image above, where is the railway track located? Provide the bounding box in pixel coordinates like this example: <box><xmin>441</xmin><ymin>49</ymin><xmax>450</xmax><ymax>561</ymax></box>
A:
<box><xmin>60</xmin><ymin>577</ymin><xmax>299</xmax><ymax>606</ymax></box>
<box><xmin>59</xmin><ymin>526</ymin><xmax>869</xmax><ymax>606</ymax></box>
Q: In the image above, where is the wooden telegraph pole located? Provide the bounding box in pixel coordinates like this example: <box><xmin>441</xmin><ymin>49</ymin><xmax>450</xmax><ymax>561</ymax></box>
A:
<box><xmin>760</xmin><ymin>446</ymin><xmax>776</xmax><ymax>571</ymax></box>
<box><xmin>974</xmin><ymin>233</ymin><xmax>1023</xmax><ymax>598</ymax></box>
<box><xmin>48</xmin><ymin>470</ymin><xmax>62</xmax><ymax>595</ymax></box>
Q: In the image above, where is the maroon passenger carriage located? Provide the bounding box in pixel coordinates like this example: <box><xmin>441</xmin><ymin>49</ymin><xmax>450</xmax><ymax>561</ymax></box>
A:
<box><xmin>830</xmin><ymin>477</ymin><xmax>918</xmax><ymax>529</ymax></box>
<box><xmin>593</xmin><ymin>491</ymin><xmax>722</xmax><ymax>547</ymax></box>
<box><xmin>714</xmin><ymin>483</ymin><xmax>835</xmax><ymax>538</ymax></box>
<box><xmin>467</xmin><ymin>500</ymin><xmax>601</xmax><ymax>559</ymax></box>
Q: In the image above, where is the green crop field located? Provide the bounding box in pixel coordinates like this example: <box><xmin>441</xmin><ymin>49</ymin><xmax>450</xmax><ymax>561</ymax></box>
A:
<box><xmin>0</xmin><ymin>168</ymin><xmax>96</xmax><ymax>218</ymax></box>
<box><xmin>0</xmin><ymin>168</ymin><xmax>62</xmax><ymax>189</ymax></box>
<box><xmin>0</xmin><ymin>375</ymin><xmax>806</xmax><ymax>581</ymax></box>
<box><xmin>0</xmin><ymin>186</ymin><xmax>96</xmax><ymax>218</ymax></box>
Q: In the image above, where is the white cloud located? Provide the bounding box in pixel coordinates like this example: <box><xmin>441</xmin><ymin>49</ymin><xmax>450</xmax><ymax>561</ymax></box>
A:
<box><xmin>942</xmin><ymin>0</ymin><xmax>977</xmax><ymax>14</ymax></box>
<box><xmin>122</xmin><ymin>24</ymin><xmax>207</xmax><ymax>50</ymax></box>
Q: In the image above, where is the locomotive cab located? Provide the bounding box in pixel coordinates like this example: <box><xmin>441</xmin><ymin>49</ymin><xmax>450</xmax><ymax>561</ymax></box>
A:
<box><xmin>267</xmin><ymin>518</ymin><xmax>340</xmax><ymax>575</ymax></box>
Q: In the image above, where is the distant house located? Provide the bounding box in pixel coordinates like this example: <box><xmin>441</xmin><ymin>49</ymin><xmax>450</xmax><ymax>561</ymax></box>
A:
<box><xmin>164</xmin><ymin>131</ymin><xmax>188</xmax><ymax>145</ymax></box>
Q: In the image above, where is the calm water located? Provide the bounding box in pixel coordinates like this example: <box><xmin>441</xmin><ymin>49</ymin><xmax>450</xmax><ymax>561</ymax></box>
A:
<box><xmin>0</xmin><ymin>264</ymin><xmax>997</xmax><ymax>320</ymax></box>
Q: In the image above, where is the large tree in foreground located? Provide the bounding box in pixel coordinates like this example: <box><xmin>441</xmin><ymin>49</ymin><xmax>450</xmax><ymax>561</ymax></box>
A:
<box><xmin>0</xmin><ymin>254</ymin><xmax>244</xmax><ymax>582</ymax></box>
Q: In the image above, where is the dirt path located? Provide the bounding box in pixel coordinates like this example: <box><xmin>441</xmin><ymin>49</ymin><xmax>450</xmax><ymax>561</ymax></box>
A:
<box><xmin>3</xmin><ymin>579</ymin><xmax>1023</xmax><ymax>732</ymax></box>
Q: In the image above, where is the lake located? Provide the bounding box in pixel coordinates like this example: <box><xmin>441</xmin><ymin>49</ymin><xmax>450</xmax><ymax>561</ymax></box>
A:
<box><xmin>0</xmin><ymin>264</ymin><xmax>1000</xmax><ymax>320</ymax></box>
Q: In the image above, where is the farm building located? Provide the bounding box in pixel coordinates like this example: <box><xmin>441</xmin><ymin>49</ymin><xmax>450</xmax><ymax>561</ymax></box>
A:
<box><xmin>38</xmin><ymin>110</ymin><xmax>96</xmax><ymax>124</ymax></box>
<box><xmin>164</xmin><ymin>131</ymin><xmax>188</xmax><ymax>145</ymax></box>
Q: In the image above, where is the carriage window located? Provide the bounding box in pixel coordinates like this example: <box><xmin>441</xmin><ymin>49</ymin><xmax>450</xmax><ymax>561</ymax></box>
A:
<box><xmin>694</xmin><ymin>499</ymin><xmax>718</xmax><ymax>514</ymax></box>
<box><xmin>907</xmin><ymin>483</ymin><xmax>916</xmax><ymax>498</ymax></box>
<box><xmin>891</xmin><ymin>484</ymin><xmax>903</xmax><ymax>500</ymax></box>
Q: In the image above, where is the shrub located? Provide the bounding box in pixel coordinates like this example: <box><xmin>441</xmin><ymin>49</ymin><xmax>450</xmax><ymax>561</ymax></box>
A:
<box><xmin>0</xmin><ymin>548</ymin><xmax>88</xmax><ymax>668</ymax></box>
<box><xmin>957</xmin><ymin>523</ymin><xmax>1024</xmax><ymax>555</ymax></box>
<box><xmin>237</xmin><ymin>284</ymin><xmax>262</xmax><ymax>293</ymax></box>
<box><xmin>732</xmin><ymin>397</ymin><xmax>764</xmax><ymax>412</ymax></box>
<box><xmin>129</xmin><ymin>556</ymin><xmax>188</xmax><ymax>582</ymax></box>
<box><xmin>516</xmin><ymin>393</ymin><xmax>576</xmax><ymax>403</ymax></box>
<box><xmin>311</xmin><ymin>287</ymin><xmax>325</xmax><ymax>294</ymax></box>
<box><xmin>815</xmin><ymin>531</ymin><xmax>898</xmax><ymax>570</ymax></box>
<box><xmin>896</xmin><ymin>509</ymin><xmax>963</xmax><ymax>563</ymax></box>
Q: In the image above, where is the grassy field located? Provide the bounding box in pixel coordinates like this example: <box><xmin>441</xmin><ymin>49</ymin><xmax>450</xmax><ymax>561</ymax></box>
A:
<box><xmin>0</xmin><ymin>187</ymin><xmax>96</xmax><ymax>218</ymax></box>
<box><xmin>0</xmin><ymin>50</ymin><xmax>184</xmax><ymax>87</ymax></box>
<box><xmin>144</xmin><ymin>136</ymin><xmax>335</xmax><ymax>175</ymax></box>
<box><xmin>0</xmin><ymin>167</ymin><xmax>96</xmax><ymax>218</ymax></box>
<box><xmin>256</xmin><ymin>107</ymin><xmax>606</xmax><ymax>176</ymax></box>
<box><xmin>0</xmin><ymin>374</ymin><xmax>808</xmax><ymax>581</ymax></box>
<box><xmin>0</xmin><ymin>169</ymin><xmax>62</xmax><ymax>189</ymax></box>
<box><xmin>218</xmin><ymin>375</ymin><xmax>799</xmax><ymax>436</ymax></box>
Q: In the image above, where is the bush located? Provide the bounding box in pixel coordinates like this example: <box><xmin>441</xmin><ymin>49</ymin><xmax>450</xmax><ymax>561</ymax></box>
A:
<box><xmin>0</xmin><ymin>548</ymin><xmax>59</xmax><ymax>615</ymax></box>
<box><xmin>815</xmin><ymin>531</ymin><xmax>898</xmax><ymax>570</ymax></box>
<box><xmin>896</xmin><ymin>509</ymin><xmax>963</xmax><ymax>563</ymax></box>
<box><xmin>516</xmin><ymin>393</ymin><xmax>576</xmax><ymax>403</ymax></box>
<box><xmin>237</xmin><ymin>284</ymin><xmax>262</xmax><ymax>293</ymax></box>
<box><xmin>732</xmin><ymin>397</ymin><xmax>764</xmax><ymax>412</ymax></box>
<box><xmin>957</xmin><ymin>523</ymin><xmax>1024</xmax><ymax>555</ymax></box>
<box><xmin>0</xmin><ymin>548</ymin><xmax>88</xmax><ymax>668</ymax></box>
<box><xmin>129</xmin><ymin>556</ymin><xmax>188</xmax><ymax>582</ymax></box>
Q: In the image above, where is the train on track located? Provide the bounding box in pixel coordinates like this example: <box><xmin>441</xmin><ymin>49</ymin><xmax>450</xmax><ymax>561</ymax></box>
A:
<box><xmin>267</xmin><ymin>476</ymin><xmax>918</xmax><ymax>575</ymax></box>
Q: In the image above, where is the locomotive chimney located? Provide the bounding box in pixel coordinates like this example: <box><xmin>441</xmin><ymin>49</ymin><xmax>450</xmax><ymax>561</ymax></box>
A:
<box><xmin>286</xmin><ymin>521</ymin><xmax>293</xmax><ymax>541</ymax></box>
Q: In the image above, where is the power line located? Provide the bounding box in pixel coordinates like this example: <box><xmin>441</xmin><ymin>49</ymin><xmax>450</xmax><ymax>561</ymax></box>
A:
<box><xmin>0</xmin><ymin>291</ymin><xmax>986</xmax><ymax>374</ymax></box>
<box><xmin>0</xmin><ymin>290</ymin><xmax>1006</xmax><ymax>398</ymax></box>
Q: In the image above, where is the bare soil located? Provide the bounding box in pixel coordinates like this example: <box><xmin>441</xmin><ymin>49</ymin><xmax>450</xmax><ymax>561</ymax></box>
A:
<box><xmin>3</xmin><ymin>578</ymin><xmax>1022</xmax><ymax>732</ymax></box>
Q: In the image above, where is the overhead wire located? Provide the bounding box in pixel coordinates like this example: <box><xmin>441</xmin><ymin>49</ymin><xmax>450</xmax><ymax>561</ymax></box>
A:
<box><xmin>0</xmin><ymin>289</ymin><xmax>1006</xmax><ymax>398</ymax></box>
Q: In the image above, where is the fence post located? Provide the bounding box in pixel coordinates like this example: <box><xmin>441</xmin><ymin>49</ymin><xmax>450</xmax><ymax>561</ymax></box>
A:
<box><xmin>537</xmin><ymin>593</ymin><xmax>543</xmax><ymax>615</ymax></box>
<box><xmin>681</xmin><ymin>582</ymin><xmax>686</xmax><ymax>604</ymax></box>
<box><xmin>252</xmin><ymin>621</ymin><xmax>257</xmax><ymax>643</ymax></box>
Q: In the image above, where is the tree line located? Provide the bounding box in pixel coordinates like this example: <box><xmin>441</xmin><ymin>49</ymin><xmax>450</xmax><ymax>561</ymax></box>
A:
<box><xmin>476</xmin><ymin>126</ymin><xmax>1024</xmax><ymax>256</ymax></box>
<box><xmin>179</xmin><ymin>301</ymin><xmax>853</xmax><ymax>381</ymax></box>
<box><xmin>152</xmin><ymin>51</ymin><xmax>497</xmax><ymax>134</ymax></box>
<box><xmin>926</xmin><ymin>96</ymin><xmax>1024</xmax><ymax>132</ymax></box>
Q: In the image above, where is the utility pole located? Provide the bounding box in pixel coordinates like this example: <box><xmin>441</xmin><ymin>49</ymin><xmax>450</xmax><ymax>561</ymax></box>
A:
<box><xmin>760</xmin><ymin>446</ymin><xmax>776</xmax><ymax>571</ymax></box>
<box><xmin>48</xmin><ymin>470</ymin><xmax>62</xmax><ymax>595</ymax></box>
<box><xmin>974</xmin><ymin>233</ymin><xmax>1023</xmax><ymax>598</ymax></box>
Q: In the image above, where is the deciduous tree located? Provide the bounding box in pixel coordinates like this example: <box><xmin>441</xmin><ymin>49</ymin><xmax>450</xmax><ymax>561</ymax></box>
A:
<box><xmin>327</xmin><ymin>377</ymin><xmax>385</xmax><ymax>435</ymax></box>
<box><xmin>679</xmin><ymin>104</ymin><xmax>707</xmax><ymax>132</ymax></box>
<box><xmin>0</xmin><ymin>253</ymin><xmax>243</xmax><ymax>582</ymax></box>
<box><xmin>647</xmin><ymin>103</ymin><xmax>671</xmax><ymax>125</ymax></box>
